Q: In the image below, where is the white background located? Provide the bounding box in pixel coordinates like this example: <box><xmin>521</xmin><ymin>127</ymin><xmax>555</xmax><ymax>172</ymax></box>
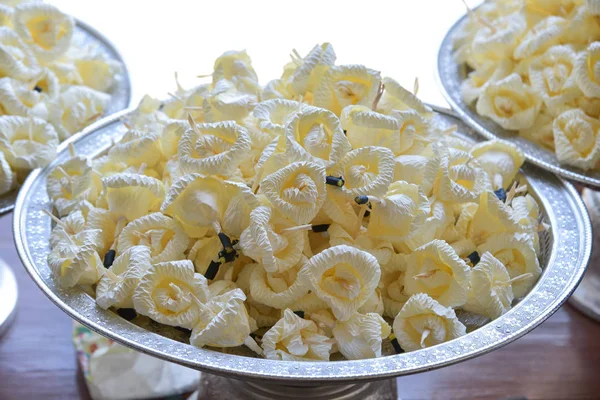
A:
<box><xmin>52</xmin><ymin>0</ymin><xmax>482</xmax><ymax>107</ymax></box>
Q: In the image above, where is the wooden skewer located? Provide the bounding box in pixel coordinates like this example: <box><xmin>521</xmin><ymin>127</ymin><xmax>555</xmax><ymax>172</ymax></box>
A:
<box><xmin>497</xmin><ymin>273</ymin><xmax>533</xmax><ymax>287</ymax></box>
<box><xmin>167</xmin><ymin>92</ymin><xmax>185</xmax><ymax>103</ymax></box>
<box><xmin>187</xmin><ymin>113</ymin><xmax>201</xmax><ymax>136</ymax></box>
<box><xmin>413</xmin><ymin>77</ymin><xmax>420</xmax><ymax>96</ymax></box>
<box><xmin>371</xmin><ymin>82</ymin><xmax>385</xmax><ymax>111</ymax></box>
<box><xmin>460</xmin><ymin>0</ymin><xmax>496</xmax><ymax>33</ymax></box>
<box><xmin>42</xmin><ymin>209</ymin><xmax>74</xmax><ymax>234</ymax></box>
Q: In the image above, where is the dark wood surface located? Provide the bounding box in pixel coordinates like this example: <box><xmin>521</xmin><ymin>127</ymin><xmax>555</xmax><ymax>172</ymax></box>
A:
<box><xmin>1</xmin><ymin>214</ymin><xmax>600</xmax><ymax>400</ymax></box>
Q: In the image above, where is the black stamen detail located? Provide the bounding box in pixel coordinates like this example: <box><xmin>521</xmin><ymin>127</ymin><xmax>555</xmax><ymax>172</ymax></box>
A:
<box><xmin>343</xmin><ymin>130</ymin><xmax>347</xmax><ymax>135</ymax></box>
<box><xmin>218</xmin><ymin>232</ymin><xmax>234</xmax><ymax>252</ymax></box>
<box><xmin>218</xmin><ymin>248</ymin><xmax>238</xmax><ymax>263</ymax></box>
<box><xmin>467</xmin><ymin>251</ymin><xmax>480</xmax><ymax>266</ymax></box>
<box><xmin>117</xmin><ymin>308</ymin><xmax>137</xmax><ymax>321</ymax></box>
<box><xmin>204</xmin><ymin>260</ymin><xmax>221</xmax><ymax>280</ymax></box>
<box><xmin>311</xmin><ymin>224</ymin><xmax>330</xmax><ymax>233</ymax></box>
<box><xmin>33</xmin><ymin>85</ymin><xmax>42</xmax><ymax>93</ymax></box>
<box><xmin>103</xmin><ymin>249</ymin><xmax>116</xmax><ymax>268</ymax></box>
<box><xmin>354</xmin><ymin>195</ymin><xmax>369</xmax><ymax>205</ymax></box>
<box><xmin>326</xmin><ymin>176</ymin><xmax>345</xmax><ymax>187</ymax></box>
<box><xmin>494</xmin><ymin>188</ymin><xmax>507</xmax><ymax>202</ymax></box>
<box><xmin>364</xmin><ymin>210</ymin><xmax>371</xmax><ymax>217</ymax></box>
<box><xmin>293</xmin><ymin>310</ymin><xmax>305</xmax><ymax>319</ymax></box>
<box><xmin>158</xmin><ymin>103</ymin><xmax>165</xmax><ymax>111</ymax></box>
<box><xmin>390</xmin><ymin>337</ymin><xmax>404</xmax><ymax>354</ymax></box>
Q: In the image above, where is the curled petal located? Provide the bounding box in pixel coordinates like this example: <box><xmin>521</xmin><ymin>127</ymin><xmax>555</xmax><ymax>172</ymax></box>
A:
<box><xmin>404</xmin><ymin>239</ymin><xmax>471</xmax><ymax>308</ymax></box>
<box><xmin>117</xmin><ymin>212</ymin><xmax>189</xmax><ymax>263</ymax></box>
<box><xmin>329</xmin><ymin>146</ymin><xmax>395</xmax><ymax>199</ymax></box>
<box><xmin>285</xmin><ymin>106</ymin><xmax>351</xmax><ymax>167</ymax></box>
<box><xmin>553</xmin><ymin>108</ymin><xmax>600</xmax><ymax>170</ymax></box>
<box><xmin>179</xmin><ymin>120</ymin><xmax>251</xmax><ymax>176</ymax></box>
<box><xmin>102</xmin><ymin>173</ymin><xmax>165</xmax><ymax>221</ymax></box>
<box><xmin>249</xmin><ymin>261</ymin><xmax>310</xmax><ymax>309</ymax></box>
<box><xmin>0</xmin><ymin>27</ymin><xmax>39</xmax><ymax>79</ymax></box>
<box><xmin>133</xmin><ymin>260</ymin><xmax>210</xmax><ymax>329</ymax></box>
<box><xmin>13</xmin><ymin>3</ymin><xmax>74</xmax><ymax>61</ymax></box>
<box><xmin>377</xmin><ymin>77</ymin><xmax>433</xmax><ymax>117</ymax></box>
<box><xmin>261</xmin><ymin>161</ymin><xmax>326</xmax><ymax>225</ymax></box>
<box><xmin>392</xmin><ymin>293</ymin><xmax>466</xmax><ymax>352</ymax></box>
<box><xmin>470</xmin><ymin>140</ymin><xmax>525</xmax><ymax>190</ymax></box>
<box><xmin>0</xmin><ymin>115</ymin><xmax>58</xmax><ymax>171</ymax></box>
<box><xmin>301</xmin><ymin>244</ymin><xmax>381</xmax><ymax>321</ymax></box>
<box><xmin>332</xmin><ymin>312</ymin><xmax>391</xmax><ymax>359</ymax></box>
<box><xmin>314</xmin><ymin>64</ymin><xmax>382</xmax><ymax>116</ymax></box>
<box><xmin>476</xmin><ymin>74</ymin><xmax>541</xmax><ymax>131</ymax></box>
<box><xmin>289</xmin><ymin>43</ymin><xmax>336</xmax><ymax>96</ymax></box>
<box><xmin>514</xmin><ymin>16</ymin><xmax>566</xmax><ymax>60</ymax></box>
<box><xmin>463</xmin><ymin>252</ymin><xmax>514</xmax><ymax>319</ymax></box>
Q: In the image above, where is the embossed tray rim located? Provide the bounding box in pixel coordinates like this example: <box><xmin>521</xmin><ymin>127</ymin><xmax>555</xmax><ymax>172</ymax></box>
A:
<box><xmin>13</xmin><ymin>106</ymin><xmax>592</xmax><ymax>383</ymax></box>
<box><xmin>436</xmin><ymin>11</ymin><xmax>600</xmax><ymax>188</ymax></box>
<box><xmin>0</xmin><ymin>17</ymin><xmax>133</xmax><ymax>217</ymax></box>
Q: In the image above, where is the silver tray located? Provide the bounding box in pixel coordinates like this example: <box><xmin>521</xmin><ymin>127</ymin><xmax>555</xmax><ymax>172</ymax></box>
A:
<box><xmin>13</xmin><ymin>107</ymin><xmax>591</xmax><ymax>385</ymax></box>
<box><xmin>0</xmin><ymin>19</ymin><xmax>133</xmax><ymax>216</ymax></box>
<box><xmin>437</xmin><ymin>12</ymin><xmax>600</xmax><ymax>188</ymax></box>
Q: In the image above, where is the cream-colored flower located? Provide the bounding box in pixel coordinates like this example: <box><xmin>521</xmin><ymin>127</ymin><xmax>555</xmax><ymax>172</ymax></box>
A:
<box><xmin>249</xmin><ymin>99</ymin><xmax>307</xmax><ymax>144</ymax></box>
<box><xmin>253</xmin><ymin>134</ymin><xmax>306</xmax><ymax>184</ymax></box>
<box><xmin>470</xmin><ymin>13</ymin><xmax>527</xmax><ymax>65</ymax></box>
<box><xmin>366</xmin><ymin>181</ymin><xmax>430</xmax><ymax>242</ymax></box>
<box><xmin>470</xmin><ymin>141</ymin><xmax>525</xmax><ymax>190</ymax></box>
<box><xmin>261</xmin><ymin>161</ymin><xmax>326</xmax><ymax>225</ymax></box>
<box><xmin>249</xmin><ymin>260</ymin><xmax>310</xmax><ymax>309</ymax></box>
<box><xmin>0</xmin><ymin>77</ymin><xmax>51</xmax><ymax>120</ymax></box>
<box><xmin>377</xmin><ymin>77</ymin><xmax>433</xmax><ymax>117</ymax></box>
<box><xmin>239</xmin><ymin>206</ymin><xmax>306</xmax><ymax>273</ymax></box>
<box><xmin>514</xmin><ymin>16</ymin><xmax>567</xmax><ymax>60</ymax></box>
<box><xmin>341</xmin><ymin>105</ymin><xmax>399</xmax><ymax>148</ymax></box>
<box><xmin>442</xmin><ymin>202</ymin><xmax>479</xmax><ymax>244</ymax></box>
<box><xmin>478</xmin><ymin>233</ymin><xmax>541</xmax><ymax>298</ymax></box>
<box><xmin>262</xmin><ymin>308</ymin><xmax>333</xmax><ymax>361</ymax></box>
<box><xmin>314</xmin><ymin>65</ymin><xmax>382</xmax><ymax>116</ymax></box>
<box><xmin>0</xmin><ymin>27</ymin><xmax>39</xmax><ymax>79</ymax></box>
<box><xmin>212</xmin><ymin>50</ymin><xmax>258</xmax><ymax>84</ymax></box>
<box><xmin>328</xmin><ymin>146</ymin><xmax>395</xmax><ymax>199</ymax></box>
<box><xmin>332</xmin><ymin>312</ymin><xmax>391</xmax><ymax>359</ymax></box>
<box><xmin>262</xmin><ymin>78</ymin><xmax>295</xmax><ymax>101</ymax></box>
<box><xmin>190</xmin><ymin>288</ymin><xmax>260</xmax><ymax>351</ymax></box>
<box><xmin>393</xmin><ymin>154</ymin><xmax>430</xmax><ymax>186</ymax></box>
<box><xmin>463</xmin><ymin>252</ymin><xmax>514</xmax><ymax>320</ymax></box>
<box><xmin>101</xmin><ymin>173</ymin><xmax>165</xmax><ymax>222</ymax></box>
<box><xmin>328</xmin><ymin>223</ymin><xmax>394</xmax><ymax>267</ymax></box>
<box><xmin>96</xmin><ymin>246</ymin><xmax>152</xmax><ymax>310</ymax></box>
<box><xmin>288</xmin><ymin>43</ymin><xmax>336</xmax><ymax>97</ymax></box>
<box><xmin>117</xmin><ymin>212</ymin><xmax>188</xmax><ymax>263</ymax></box>
<box><xmin>74</xmin><ymin>55</ymin><xmax>122</xmax><ymax>92</ymax></box>
<box><xmin>161</xmin><ymin>174</ymin><xmax>258</xmax><ymax>238</ymax></box>
<box><xmin>13</xmin><ymin>3</ymin><xmax>74</xmax><ymax>61</ymax></box>
<box><xmin>392</xmin><ymin>293</ymin><xmax>466</xmax><ymax>352</ymax></box>
<box><xmin>529</xmin><ymin>45</ymin><xmax>580</xmax><ymax>113</ymax></box>
<box><xmin>125</xmin><ymin>95</ymin><xmax>168</xmax><ymax>134</ymax></box>
<box><xmin>0</xmin><ymin>115</ymin><xmax>58</xmax><ymax>172</ymax></box>
<box><xmin>203</xmin><ymin>79</ymin><xmax>258</xmax><ymax>123</ymax></box>
<box><xmin>404</xmin><ymin>239</ymin><xmax>471</xmax><ymax>308</ymax></box>
<box><xmin>553</xmin><ymin>108</ymin><xmax>600</xmax><ymax>170</ymax></box>
<box><xmin>461</xmin><ymin>60</ymin><xmax>514</xmax><ymax>104</ymax></box>
<box><xmin>0</xmin><ymin>151</ymin><xmax>15</xmax><ymax>195</ymax></box>
<box><xmin>48</xmin><ymin>85</ymin><xmax>110</xmax><ymax>139</ymax></box>
<box><xmin>301</xmin><ymin>245</ymin><xmax>381</xmax><ymax>321</ymax></box>
<box><xmin>285</xmin><ymin>106</ymin><xmax>351</xmax><ymax>167</ymax></box>
<box><xmin>469</xmin><ymin>190</ymin><xmax>522</xmax><ymax>245</ymax></box>
<box><xmin>48</xmin><ymin>244</ymin><xmax>104</xmax><ymax>288</ymax></box>
<box><xmin>132</xmin><ymin>260</ymin><xmax>210</xmax><ymax>329</ymax></box>
<box><xmin>423</xmin><ymin>146</ymin><xmax>490</xmax><ymax>204</ymax></box>
<box><xmin>178</xmin><ymin>120</ymin><xmax>251</xmax><ymax>176</ymax></box>
<box><xmin>396</xmin><ymin>200</ymin><xmax>453</xmax><ymax>252</ymax></box>
<box><xmin>476</xmin><ymin>74</ymin><xmax>542</xmax><ymax>130</ymax></box>
<box><xmin>108</xmin><ymin>130</ymin><xmax>164</xmax><ymax>169</ymax></box>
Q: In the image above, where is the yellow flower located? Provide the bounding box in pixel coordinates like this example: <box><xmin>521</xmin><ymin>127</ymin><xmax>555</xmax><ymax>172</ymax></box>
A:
<box><xmin>553</xmin><ymin>108</ymin><xmax>600</xmax><ymax>170</ymax></box>
<box><xmin>314</xmin><ymin>65</ymin><xmax>381</xmax><ymax>116</ymax></box>
<box><xmin>392</xmin><ymin>293</ymin><xmax>466</xmax><ymax>352</ymax></box>
<box><xmin>476</xmin><ymin>74</ymin><xmax>542</xmax><ymax>130</ymax></box>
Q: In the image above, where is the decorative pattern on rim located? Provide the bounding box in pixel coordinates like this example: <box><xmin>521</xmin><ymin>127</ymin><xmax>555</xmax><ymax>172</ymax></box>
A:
<box><xmin>0</xmin><ymin>19</ymin><xmax>133</xmax><ymax>216</ymax></box>
<box><xmin>436</xmin><ymin>12</ymin><xmax>600</xmax><ymax>189</ymax></box>
<box><xmin>13</xmin><ymin>107</ymin><xmax>591</xmax><ymax>383</ymax></box>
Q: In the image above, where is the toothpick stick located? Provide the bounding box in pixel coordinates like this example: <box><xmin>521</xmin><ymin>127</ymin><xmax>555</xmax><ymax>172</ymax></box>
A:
<box><xmin>371</xmin><ymin>82</ymin><xmax>385</xmax><ymax>111</ymax></box>
<box><xmin>497</xmin><ymin>273</ymin><xmax>533</xmax><ymax>287</ymax></box>
<box><xmin>42</xmin><ymin>208</ymin><xmax>72</xmax><ymax>232</ymax></box>
<box><xmin>413</xmin><ymin>77</ymin><xmax>420</xmax><ymax>96</ymax></box>
<box><xmin>281</xmin><ymin>224</ymin><xmax>313</xmax><ymax>233</ymax></box>
<box><xmin>167</xmin><ymin>92</ymin><xmax>185</xmax><ymax>103</ymax></box>
<box><xmin>187</xmin><ymin>113</ymin><xmax>201</xmax><ymax>136</ymax></box>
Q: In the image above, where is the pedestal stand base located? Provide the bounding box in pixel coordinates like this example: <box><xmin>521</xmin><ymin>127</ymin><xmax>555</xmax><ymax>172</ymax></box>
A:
<box><xmin>570</xmin><ymin>189</ymin><xmax>600</xmax><ymax>321</ymax></box>
<box><xmin>0</xmin><ymin>258</ymin><xmax>18</xmax><ymax>337</ymax></box>
<box><xmin>195</xmin><ymin>373</ymin><xmax>397</xmax><ymax>400</ymax></box>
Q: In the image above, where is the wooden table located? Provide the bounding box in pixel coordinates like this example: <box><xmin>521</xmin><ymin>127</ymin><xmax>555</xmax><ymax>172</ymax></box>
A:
<box><xmin>1</xmin><ymin>213</ymin><xmax>600</xmax><ymax>400</ymax></box>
